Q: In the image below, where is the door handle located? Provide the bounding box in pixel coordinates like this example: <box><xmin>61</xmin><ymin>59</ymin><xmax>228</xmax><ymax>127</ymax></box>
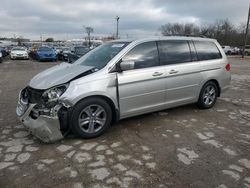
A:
<box><xmin>152</xmin><ymin>72</ymin><xmax>163</xmax><ymax>76</ymax></box>
<box><xmin>169</xmin><ymin>70</ymin><xmax>179</xmax><ymax>74</ymax></box>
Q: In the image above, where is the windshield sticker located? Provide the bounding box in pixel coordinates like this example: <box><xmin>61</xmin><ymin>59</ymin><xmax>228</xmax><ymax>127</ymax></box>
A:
<box><xmin>111</xmin><ymin>44</ymin><xmax>125</xmax><ymax>48</ymax></box>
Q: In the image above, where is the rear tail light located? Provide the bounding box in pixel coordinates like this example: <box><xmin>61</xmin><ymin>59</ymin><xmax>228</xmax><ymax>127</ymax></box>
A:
<box><xmin>225</xmin><ymin>63</ymin><xmax>230</xmax><ymax>71</ymax></box>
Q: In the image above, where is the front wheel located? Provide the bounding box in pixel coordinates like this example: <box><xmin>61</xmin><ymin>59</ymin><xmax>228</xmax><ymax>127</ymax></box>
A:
<box><xmin>197</xmin><ymin>81</ymin><xmax>218</xmax><ymax>109</ymax></box>
<box><xmin>70</xmin><ymin>97</ymin><xmax>112</xmax><ymax>138</ymax></box>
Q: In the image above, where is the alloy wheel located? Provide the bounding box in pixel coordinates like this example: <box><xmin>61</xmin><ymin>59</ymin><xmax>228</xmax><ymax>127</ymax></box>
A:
<box><xmin>78</xmin><ymin>104</ymin><xmax>107</xmax><ymax>134</ymax></box>
<box><xmin>203</xmin><ymin>85</ymin><xmax>216</xmax><ymax>105</ymax></box>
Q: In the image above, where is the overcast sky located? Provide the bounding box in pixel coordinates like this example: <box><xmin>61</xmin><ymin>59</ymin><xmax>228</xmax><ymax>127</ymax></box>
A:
<box><xmin>0</xmin><ymin>0</ymin><xmax>249</xmax><ymax>40</ymax></box>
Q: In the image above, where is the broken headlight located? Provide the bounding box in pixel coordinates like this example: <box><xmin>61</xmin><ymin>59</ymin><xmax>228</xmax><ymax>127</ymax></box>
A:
<box><xmin>42</xmin><ymin>84</ymin><xmax>68</xmax><ymax>106</ymax></box>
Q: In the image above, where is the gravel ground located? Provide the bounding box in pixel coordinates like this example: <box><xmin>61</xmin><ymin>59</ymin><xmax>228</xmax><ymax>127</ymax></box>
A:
<box><xmin>0</xmin><ymin>57</ymin><xmax>249</xmax><ymax>188</ymax></box>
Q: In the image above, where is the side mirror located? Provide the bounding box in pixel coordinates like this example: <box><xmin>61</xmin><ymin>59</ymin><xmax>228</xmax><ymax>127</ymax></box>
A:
<box><xmin>119</xmin><ymin>60</ymin><xmax>135</xmax><ymax>71</ymax></box>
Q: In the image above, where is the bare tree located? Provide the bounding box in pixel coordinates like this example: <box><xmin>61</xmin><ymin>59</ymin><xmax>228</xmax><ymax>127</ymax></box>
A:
<box><xmin>160</xmin><ymin>23</ymin><xmax>200</xmax><ymax>36</ymax></box>
<box><xmin>160</xmin><ymin>19</ymin><xmax>250</xmax><ymax>47</ymax></box>
<box><xmin>160</xmin><ymin>23</ymin><xmax>182</xmax><ymax>35</ymax></box>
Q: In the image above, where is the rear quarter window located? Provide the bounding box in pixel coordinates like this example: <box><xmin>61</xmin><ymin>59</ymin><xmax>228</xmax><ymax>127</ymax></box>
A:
<box><xmin>194</xmin><ymin>41</ymin><xmax>222</xmax><ymax>61</ymax></box>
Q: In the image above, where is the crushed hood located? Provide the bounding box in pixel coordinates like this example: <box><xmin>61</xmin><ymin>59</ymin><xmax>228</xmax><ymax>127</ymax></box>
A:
<box><xmin>29</xmin><ymin>62</ymin><xmax>94</xmax><ymax>90</ymax></box>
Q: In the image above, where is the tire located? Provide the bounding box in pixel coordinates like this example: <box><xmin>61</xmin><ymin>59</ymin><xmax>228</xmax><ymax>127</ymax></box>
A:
<box><xmin>70</xmin><ymin>97</ymin><xmax>112</xmax><ymax>138</ymax></box>
<box><xmin>197</xmin><ymin>81</ymin><xmax>218</xmax><ymax>109</ymax></box>
<box><xmin>245</xmin><ymin>51</ymin><xmax>249</xmax><ymax>56</ymax></box>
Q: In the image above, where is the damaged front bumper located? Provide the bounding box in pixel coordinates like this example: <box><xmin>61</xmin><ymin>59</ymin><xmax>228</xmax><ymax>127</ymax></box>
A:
<box><xmin>16</xmin><ymin>90</ymin><xmax>66</xmax><ymax>143</ymax></box>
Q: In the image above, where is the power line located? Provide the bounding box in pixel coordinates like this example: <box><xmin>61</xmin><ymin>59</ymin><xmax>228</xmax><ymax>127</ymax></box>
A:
<box><xmin>242</xmin><ymin>3</ymin><xmax>250</xmax><ymax>58</ymax></box>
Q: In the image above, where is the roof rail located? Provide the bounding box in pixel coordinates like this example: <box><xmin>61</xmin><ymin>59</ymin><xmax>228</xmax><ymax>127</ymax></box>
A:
<box><xmin>164</xmin><ymin>34</ymin><xmax>207</xmax><ymax>38</ymax></box>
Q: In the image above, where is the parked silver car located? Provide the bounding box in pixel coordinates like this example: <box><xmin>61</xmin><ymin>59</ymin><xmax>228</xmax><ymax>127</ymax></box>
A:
<box><xmin>16</xmin><ymin>37</ymin><xmax>231</xmax><ymax>143</ymax></box>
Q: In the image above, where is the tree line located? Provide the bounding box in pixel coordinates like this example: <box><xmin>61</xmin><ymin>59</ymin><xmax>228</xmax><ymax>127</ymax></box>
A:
<box><xmin>160</xmin><ymin>19</ymin><xmax>250</xmax><ymax>47</ymax></box>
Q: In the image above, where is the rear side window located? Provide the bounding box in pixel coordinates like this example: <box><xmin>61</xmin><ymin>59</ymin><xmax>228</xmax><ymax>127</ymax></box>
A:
<box><xmin>122</xmin><ymin>41</ymin><xmax>159</xmax><ymax>69</ymax></box>
<box><xmin>158</xmin><ymin>40</ymin><xmax>192</xmax><ymax>65</ymax></box>
<box><xmin>194</xmin><ymin>41</ymin><xmax>222</xmax><ymax>61</ymax></box>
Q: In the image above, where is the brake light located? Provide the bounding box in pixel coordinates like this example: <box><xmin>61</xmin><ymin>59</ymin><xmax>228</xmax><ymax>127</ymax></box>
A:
<box><xmin>225</xmin><ymin>63</ymin><xmax>230</xmax><ymax>71</ymax></box>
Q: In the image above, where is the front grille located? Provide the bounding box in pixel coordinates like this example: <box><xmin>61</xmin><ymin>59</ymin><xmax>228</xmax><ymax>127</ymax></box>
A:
<box><xmin>25</xmin><ymin>87</ymin><xmax>45</xmax><ymax>104</ymax></box>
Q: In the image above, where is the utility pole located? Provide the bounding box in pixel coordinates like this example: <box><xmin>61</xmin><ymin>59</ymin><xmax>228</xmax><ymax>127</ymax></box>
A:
<box><xmin>84</xmin><ymin>26</ymin><xmax>93</xmax><ymax>48</ymax></box>
<box><xmin>242</xmin><ymin>3</ymin><xmax>250</xmax><ymax>58</ymax></box>
<box><xmin>116</xmin><ymin>16</ymin><xmax>120</xmax><ymax>39</ymax></box>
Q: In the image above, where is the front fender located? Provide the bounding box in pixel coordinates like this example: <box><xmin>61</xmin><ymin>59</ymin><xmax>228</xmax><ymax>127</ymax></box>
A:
<box><xmin>60</xmin><ymin>74</ymin><xmax>119</xmax><ymax>110</ymax></box>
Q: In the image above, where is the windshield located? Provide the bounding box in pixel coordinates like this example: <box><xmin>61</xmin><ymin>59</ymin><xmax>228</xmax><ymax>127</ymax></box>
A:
<box><xmin>12</xmin><ymin>47</ymin><xmax>25</xmax><ymax>51</ymax></box>
<box><xmin>38</xmin><ymin>47</ymin><xmax>52</xmax><ymax>51</ymax></box>
<box><xmin>75</xmin><ymin>42</ymin><xmax>129</xmax><ymax>70</ymax></box>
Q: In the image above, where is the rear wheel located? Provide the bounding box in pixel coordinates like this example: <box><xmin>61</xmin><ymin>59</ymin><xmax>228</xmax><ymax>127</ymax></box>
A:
<box><xmin>197</xmin><ymin>81</ymin><xmax>218</xmax><ymax>109</ymax></box>
<box><xmin>70</xmin><ymin>97</ymin><xmax>112</xmax><ymax>138</ymax></box>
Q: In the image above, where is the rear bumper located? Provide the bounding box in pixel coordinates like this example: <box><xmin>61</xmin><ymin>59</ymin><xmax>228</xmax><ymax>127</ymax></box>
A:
<box><xmin>220</xmin><ymin>72</ymin><xmax>231</xmax><ymax>95</ymax></box>
<box><xmin>16</xmin><ymin>92</ymin><xmax>64</xmax><ymax>143</ymax></box>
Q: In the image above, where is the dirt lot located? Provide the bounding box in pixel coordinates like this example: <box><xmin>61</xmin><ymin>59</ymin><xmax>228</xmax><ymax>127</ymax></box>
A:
<box><xmin>0</xmin><ymin>57</ymin><xmax>249</xmax><ymax>188</ymax></box>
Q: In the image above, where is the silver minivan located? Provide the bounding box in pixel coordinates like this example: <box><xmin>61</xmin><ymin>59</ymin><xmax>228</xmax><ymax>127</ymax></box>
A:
<box><xmin>16</xmin><ymin>37</ymin><xmax>231</xmax><ymax>143</ymax></box>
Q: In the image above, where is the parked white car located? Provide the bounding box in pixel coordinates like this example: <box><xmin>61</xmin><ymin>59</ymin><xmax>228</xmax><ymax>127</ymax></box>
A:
<box><xmin>10</xmin><ymin>47</ymin><xmax>29</xmax><ymax>60</ymax></box>
<box><xmin>232</xmin><ymin>47</ymin><xmax>240</xmax><ymax>55</ymax></box>
<box><xmin>222</xmin><ymin>46</ymin><xmax>233</xmax><ymax>55</ymax></box>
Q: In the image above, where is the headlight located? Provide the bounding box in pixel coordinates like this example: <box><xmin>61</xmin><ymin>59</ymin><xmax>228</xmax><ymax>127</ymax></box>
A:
<box><xmin>42</xmin><ymin>84</ymin><xmax>68</xmax><ymax>104</ymax></box>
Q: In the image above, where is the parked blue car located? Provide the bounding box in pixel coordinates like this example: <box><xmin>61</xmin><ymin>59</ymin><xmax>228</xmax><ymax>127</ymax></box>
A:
<box><xmin>36</xmin><ymin>47</ymin><xmax>57</xmax><ymax>62</ymax></box>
